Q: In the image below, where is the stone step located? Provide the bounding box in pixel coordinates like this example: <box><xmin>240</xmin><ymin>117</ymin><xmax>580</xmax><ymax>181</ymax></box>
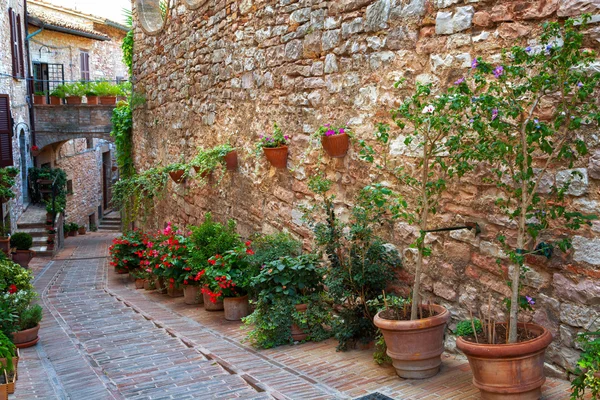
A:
<box><xmin>31</xmin><ymin>246</ymin><xmax>53</xmax><ymax>257</ymax></box>
<box><xmin>16</xmin><ymin>227</ymin><xmax>49</xmax><ymax>237</ymax></box>
<box><xmin>102</xmin><ymin>216</ymin><xmax>121</xmax><ymax>221</ymax></box>
<box><xmin>100</xmin><ymin>220</ymin><xmax>121</xmax><ymax>225</ymax></box>
<box><xmin>98</xmin><ymin>227</ymin><xmax>121</xmax><ymax>232</ymax></box>
<box><xmin>17</xmin><ymin>222</ymin><xmax>48</xmax><ymax>229</ymax></box>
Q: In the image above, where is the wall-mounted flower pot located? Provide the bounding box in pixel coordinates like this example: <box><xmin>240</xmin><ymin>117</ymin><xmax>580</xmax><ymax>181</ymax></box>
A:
<box><xmin>12</xmin><ymin>250</ymin><xmax>35</xmax><ymax>269</ymax></box>
<box><xmin>291</xmin><ymin>303</ymin><xmax>308</xmax><ymax>341</ymax></box>
<box><xmin>203</xmin><ymin>292</ymin><xmax>224</xmax><ymax>311</ymax></box>
<box><xmin>374</xmin><ymin>304</ymin><xmax>449</xmax><ymax>379</ymax></box>
<box><xmin>99</xmin><ymin>96</ymin><xmax>117</xmax><ymax>105</ymax></box>
<box><xmin>86</xmin><ymin>96</ymin><xmax>99</xmax><ymax>105</ymax></box>
<box><xmin>224</xmin><ymin>151</ymin><xmax>238</xmax><ymax>171</ymax></box>
<box><xmin>183</xmin><ymin>285</ymin><xmax>203</xmax><ymax>305</ymax></box>
<box><xmin>193</xmin><ymin>166</ymin><xmax>212</xmax><ymax>179</ymax></box>
<box><xmin>12</xmin><ymin>323</ymin><xmax>40</xmax><ymax>348</ymax></box>
<box><xmin>322</xmin><ymin>132</ymin><xmax>349</xmax><ymax>158</ymax></box>
<box><xmin>65</xmin><ymin>96</ymin><xmax>82</xmax><ymax>105</ymax></box>
<box><xmin>456</xmin><ymin>323</ymin><xmax>553</xmax><ymax>400</ymax></box>
<box><xmin>223</xmin><ymin>295</ymin><xmax>249</xmax><ymax>321</ymax></box>
<box><xmin>111</xmin><ymin>166</ymin><xmax>118</xmax><ymax>172</ymax></box>
<box><xmin>49</xmin><ymin>96</ymin><xmax>62</xmax><ymax>105</ymax></box>
<box><xmin>33</xmin><ymin>95</ymin><xmax>46</xmax><ymax>105</ymax></box>
<box><xmin>263</xmin><ymin>146</ymin><xmax>288</xmax><ymax>169</ymax></box>
<box><xmin>169</xmin><ymin>170</ymin><xmax>185</xmax><ymax>183</ymax></box>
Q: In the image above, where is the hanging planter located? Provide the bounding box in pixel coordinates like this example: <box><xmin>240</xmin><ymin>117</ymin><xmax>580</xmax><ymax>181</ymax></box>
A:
<box><xmin>168</xmin><ymin>170</ymin><xmax>185</xmax><ymax>184</ymax></box>
<box><xmin>224</xmin><ymin>151</ymin><xmax>238</xmax><ymax>171</ymax></box>
<box><xmin>322</xmin><ymin>132</ymin><xmax>350</xmax><ymax>158</ymax></box>
<box><xmin>263</xmin><ymin>146</ymin><xmax>288</xmax><ymax>169</ymax></box>
<box><xmin>456</xmin><ymin>322</ymin><xmax>553</xmax><ymax>400</ymax></box>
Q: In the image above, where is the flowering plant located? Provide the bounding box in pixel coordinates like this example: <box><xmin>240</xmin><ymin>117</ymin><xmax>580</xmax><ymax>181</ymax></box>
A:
<box><xmin>316</xmin><ymin>124</ymin><xmax>351</xmax><ymax>137</ymax></box>
<box><xmin>256</xmin><ymin>122</ymin><xmax>289</xmax><ymax>149</ymax></box>
<box><xmin>31</xmin><ymin>145</ymin><xmax>39</xmax><ymax>152</ymax></box>
<box><xmin>202</xmin><ymin>242</ymin><xmax>256</xmax><ymax>302</ymax></box>
<box><xmin>143</xmin><ymin>223</ymin><xmax>191</xmax><ymax>289</ymax></box>
<box><xmin>109</xmin><ymin>230</ymin><xmax>146</xmax><ymax>273</ymax></box>
<box><xmin>0</xmin><ymin>260</ymin><xmax>40</xmax><ymax>336</ymax></box>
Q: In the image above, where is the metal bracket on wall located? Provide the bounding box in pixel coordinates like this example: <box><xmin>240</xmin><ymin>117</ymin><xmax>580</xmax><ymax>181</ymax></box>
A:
<box><xmin>422</xmin><ymin>222</ymin><xmax>481</xmax><ymax>236</ymax></box>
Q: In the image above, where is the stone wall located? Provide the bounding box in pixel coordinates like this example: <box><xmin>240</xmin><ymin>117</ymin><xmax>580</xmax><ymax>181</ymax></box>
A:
<box><xmin>0</xmin><ymin>0</ymin><xmax>33</xmax><ymax>229</ymax></box>
<box><xmin>131</xmin><ymin>0</ymin><xmax>600</xmax><ymax>374</ymax></box>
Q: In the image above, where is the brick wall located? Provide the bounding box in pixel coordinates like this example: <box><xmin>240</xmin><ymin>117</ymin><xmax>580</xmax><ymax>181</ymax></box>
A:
<box><xmin>131</xmin><ymin>0</ymin><xmax>600</xmax><ymax>374</ymax></box>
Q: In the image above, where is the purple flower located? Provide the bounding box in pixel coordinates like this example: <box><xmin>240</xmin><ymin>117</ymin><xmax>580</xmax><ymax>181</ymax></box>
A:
<box><xmin>324</xmin><ymin>123</ymin><xmax>331</xmax><ymax>128</ymax></box>
<box><xmin>326</xmin><ymin>129</ymin><xmax>335</xmax><ymax>136</ymax></box>
<box><xmin>471</xmin><ymin>58</ymin><xmax>479</xmax><ymax>69</ymax></box>
<box><xmin>339</xmin><ymin>128</ymin><xmax>345</xmax><ymax>134</ymax></box>
<box><xmin>469</xmin><ymin>119</ymin><xmax>474</xmax><ymax>124</ymax></box>
<box><xmin>534</xmin><ymin>119</ymin><xmax>539</xmax><ymax>124</ymax></box>
<box><xmin>491</xmin><ymin>108</ymin><xmax>498</xmax><ymax>121</ymax></box>
<box><xmin>493</xmin><ymin>66</ymin><xmax>504</xmax><ymax>78</ymax></box>
<box><xmin>454</xmin><ymin>77</ymin><xmax>465</xmax><ymax>85</ymax></box>
<box><xmin>525</xmin><ymin>46</ymin><xmax>532</xmax><ymax>53</ymax></box>
<box><xmin>284</xmin><ymin>135</ymin><xmax>290</xmax><ymax>140</ymax></box>
<box><xmin>577</xmin><ymin>82</ymin><xmax>584</xmax><ymax>88</ymax></box>
<box><xmin>526</xmin><ymin>296</ymin><xmax>535</xmax><ymax>306</ymax></box>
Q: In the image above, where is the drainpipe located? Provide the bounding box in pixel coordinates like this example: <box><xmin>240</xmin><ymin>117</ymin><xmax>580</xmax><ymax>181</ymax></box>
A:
<box><xmin>24</xmin><ymin>0</ymin><xmax>36</xmax><ymax>149</ymax></box>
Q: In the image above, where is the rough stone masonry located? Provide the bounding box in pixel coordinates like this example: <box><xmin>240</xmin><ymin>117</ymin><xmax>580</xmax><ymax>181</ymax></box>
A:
<box><xmin>131</xmin><ymin>0</ymin><xmax>600</xmax><ymax>374</ymax></box>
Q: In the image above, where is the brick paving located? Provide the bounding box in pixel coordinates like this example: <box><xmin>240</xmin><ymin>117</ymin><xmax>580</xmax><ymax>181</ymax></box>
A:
<box><xmin>15</xmin><ymin>233</ymin><xmax>575</xmax><ymax>399</ymax></box>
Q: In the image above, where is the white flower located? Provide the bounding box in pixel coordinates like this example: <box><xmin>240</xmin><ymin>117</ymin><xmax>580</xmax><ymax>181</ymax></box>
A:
<box><xmin>422</xmin><ymin>105</ymin><xmax>435</xmax><ymax>114</ymax></box>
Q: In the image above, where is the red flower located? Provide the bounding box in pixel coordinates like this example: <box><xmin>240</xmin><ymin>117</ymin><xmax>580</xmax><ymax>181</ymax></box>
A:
<box><xmin>246</xmin><ymin>249</ymin><xmax>254</xmax><ymax>255</ymax></box>
<box><xmin>208</xmin><ymin>259</ymin><xmax>216</xmax><ymax>265</ymax></box>
<box><xmin>245</xmin><ymin>241</ymin><xmax>252</xmax><ymax>247</ymax></box>
<box><xmin>8</xmin><ymin>284</ymin><xmax>17</xmax><ymax>294</ymax></box>
<box><xmin>31</xmin><ymin>145</ymin><xmax>39</xmax><ymax>152</ymax></box>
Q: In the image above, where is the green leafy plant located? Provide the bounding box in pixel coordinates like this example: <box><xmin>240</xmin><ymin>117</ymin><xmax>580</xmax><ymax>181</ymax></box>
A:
<box><xmin>93</xmin><ymin>81</ymin><xmax>123</xmax><ymax>97</ymax></box>
<box><xmin>0</xmin><ymin>331</ymin><xmax>16</xmax><ymax>372</ymax></box>
<box><xmin>111</xmin><ymin>101</ymin><xmax>134</xmax><ymax>178</ymax></box>
<box><xmin>571</xmin><ymin>330</ymin><xmax>600</xmax><ymax>399</ymax></box>
<box><xmin>50</xmin><ymin>85</ymin><xmax>67</xmax><ymax>98</ymax></box>
<box><xmin>28</xmin><ymin>167</ymin><xmax>67</xmax><ymax>210</ymax></box>
<box><xmin>190</xmin><ymin>143</ymin><xmax>234</xmax><ymax>179</ymax></box>
<box><xmin>256</xmin><ymin>122</ymin><xmax>289</xmax><ymax>151</ymax></box>
<box><xmin>16</xmin><ymin>304</ymin><xmax>42</xmax><ymax>331</ymax></box>
<box><xmin>10</xmin><ymin>233</ymin><xmax>32</xmax><ymax>251</ymax></box>
<box><xmin>203</xmin><ymin>242</ymin><xmax>256</xmax><ymax>302</ymax></box>
<box><xmin>455</xmin><ymin>319</ymin><xmax>484</xmax><ymax>337</ymax></box>
<box><xmin>247</xmin><ymin>232</ymin><xmax>302</xmax><ymax>269</ymax></box>
<box><xmin>0</xmin><ymin>169</ymin><xmax>16</xmax><ymax>202</ymax></box>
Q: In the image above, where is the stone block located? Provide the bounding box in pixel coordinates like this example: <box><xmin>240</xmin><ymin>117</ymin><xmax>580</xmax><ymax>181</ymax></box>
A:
<box><xmin>365</xmin><ymin>0</ymin><xmax>391</xmax><ymax>32</ymax></box>
<box><xmin>324</xmin><ymin>54</ymin><xmax>338</xmax><ymax>74</ymax></box>
<box><xmin>589</xmin><ymin>150</ymin><xmax>600</xmax><ymax>179</ymax></box>
<box><xmin>341</xmin><ymin>17</ymin><xmax>365</xmax><ymax>39</ymax></box>
<box><xmin>285</xmin><ymin>39</ymin><xmax>303</xmax><ymax>60</ymax></box>
<box><xmin>555</xmin><ymin>168</ymin><xmax>588</xmax><ymax>196</ymax></box>
<box><xmin>322</xmin><ymin>29</ymin><xmax>341</xmax><ymax>51</ymax></box>
<box><xmin>435</xmin><ymin>11</ymin><xmax>453</xmax><ymax>35</ymax></box>
<box><xmin>557</xmin><ymin>0</ymin><xmax>600</xmax><ymax>17</ymax></box>
<box><xmin>303</xmin><ymin>31</ymin><xmax>322</xmax><ymax>58</ymax></box>
<box><xmin>453</xmin><ymin>6</ymin><xmax>474</xmax><ymax>33</ymax></box>
<box><xmin>553</xmin><ymin>273</ymin><xmax>600</xmax><ymax>306</ymax></box>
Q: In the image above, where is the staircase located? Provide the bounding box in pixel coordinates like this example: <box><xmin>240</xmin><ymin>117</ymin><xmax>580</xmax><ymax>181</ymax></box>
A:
<box><xmin>99</xmin><ymin>211</ymin><xmax>122</xmax><ymax>232</ymax></box>
<box><xmin>16</xmin><ymin>205</ymin><xmax>54</xmax><ymax>257</ymax></box>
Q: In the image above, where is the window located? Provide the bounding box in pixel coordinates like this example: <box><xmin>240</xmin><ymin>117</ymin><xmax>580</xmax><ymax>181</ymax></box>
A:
<box><xmin>80</xmin><ymin>51</ymin><xmax>90</xmax><ymax>81</ymax></box>
<box><xmin>86</xmin><ymin>138</ymin><xmax>94</xmax><ymax>149</ymax></box>
<box><xmin>8</xmin><ymin>8</ymin><xmax>25</xmax><ymax>79</ymax></box>
<box><xmin>66</xmin><ymin>180</ymin><xmax>73</xmax><ymax>194</ymax></box>
<box><xmin>0</xmin><ymin>95</ymin><xmax>13</xmax><ymax>168</ymax></box>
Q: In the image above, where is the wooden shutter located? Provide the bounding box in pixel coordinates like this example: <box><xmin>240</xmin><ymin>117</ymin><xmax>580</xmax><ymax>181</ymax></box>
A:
<box><xmin>16</xmin><ymin>14</ymin><xmax>25</xmax><ymax>78</ymax></box>
<box><xmin>0</xmin><ymin>96</ymin><xmax>14</xmax><ymax>168</ymax></box>
<box><xmin>80</xmin><ymin>52</ymin><xmax>90</xmax><ymax>81</ymax></box>
<box><xmin>8</xmin><ymin>9</ymin><xmax>17</xmax><ymax>77</ymax></box>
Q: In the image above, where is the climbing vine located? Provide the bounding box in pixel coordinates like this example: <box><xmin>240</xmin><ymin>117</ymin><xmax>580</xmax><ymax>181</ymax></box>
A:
<box><xmin>111</xmin><ymin>102</ymin><xmax>134</xmax><ymax>179</ymax></box>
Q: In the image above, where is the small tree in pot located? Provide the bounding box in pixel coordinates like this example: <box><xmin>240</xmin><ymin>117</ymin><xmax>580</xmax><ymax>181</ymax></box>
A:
<box><xmin>10</xmin><ymin>233</ymin><xmax>34</xmax><ymax>268</ymax></box>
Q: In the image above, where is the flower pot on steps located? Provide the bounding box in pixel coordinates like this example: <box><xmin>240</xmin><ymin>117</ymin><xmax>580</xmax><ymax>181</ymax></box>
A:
<box><xmin>12</xmin><ymin>250</ymin><xmax>35</xmax><ymax>269</ymax></box>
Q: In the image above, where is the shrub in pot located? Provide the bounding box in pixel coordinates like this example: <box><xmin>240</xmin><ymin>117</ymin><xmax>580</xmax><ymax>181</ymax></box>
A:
<box><xmin>94</xmin><ymin>81</ymin><xmax>122</xmax><ymax>104</ymax></box>
<box><xmin>256</xmin><ymin>122</ymin><xmax>289</xmax><ymax>169</ymax></box>
<box><xmin>63</xmin><ymin>82</ymin><xmax>86</xmax><ymax>105</ymax></box>
<box><xmin>84</xmin><ymin>83</ymin><xmax>98</xmax><ymax>105</ymax></box>
<box><xmin>46</xmin><ymin>239</ymin><xmax>55</xmax><ymax>251</ymax></box>
<box><xmin>78</xmin><ymin>225</ymin><xmax>86</xmax><ymax>235</ymax></box>
<box><xmin>33</xmin><ymin>91</ymin><xmax>47</xmax><ymax>105</ymax></box>
<box><xmin>190</xmin><ymin>144</ymin><xmax>235</xmax><ymax>184</ymax></box>
<box><xmin>49</xmin><ymin>86</ymin><xmax>65</xmax><ymax>105</ymax></box>
<box><xmin>10</xmin><ymin>233</ymin><xmax>34</xmax><ymax>268</ymax></box>
<box><xmin>68</xmin><ymin>223</ymin><xmax>79</xmax><ymax>236</ymax></box>
<box><xmin>109</xmin><ymin>230</ymin><xmax>147</xmax><ymax>275</ymax></box>
<box><xmin>11</xmin><ymin>305</ymin><xmax>42</xmax><ymax>348</ymax></box>
<box><xmin>316</xmin><ymin>124</ymin><xmax>351</xmax><ymax>158</ymax></box>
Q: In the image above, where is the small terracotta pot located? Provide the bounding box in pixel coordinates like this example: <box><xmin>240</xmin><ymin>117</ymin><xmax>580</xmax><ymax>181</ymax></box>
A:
<box><xmin>65</xmin><ymin>96</ymin><xmax>82</xmax><ymax>105</ymax></box>
<box><xmin>47</xmin><ymin>244</ymin><xmax>55</xmax><ymax>251</ymax></box>
<box><xmin>223</xmin><ymin>295</ymin><xmax>249</xmax><ymax>321</ymax></box>
<box><xmin>167</xmin><ymin>285</ymin><xmax>184</xmax><ymax>298</ymax></box>
<box><xmin>12</xmin><ymin>250</ymin><xmax>35</xmax><ymax>268</ymax></box>
<box><xmin>0</xmin><ymin>382</ymin><xmax>7</xmax><ymax>400</ymax></box>
<box><xmin>224</xmin><ymin>151</ymin><xmax>238</xmax><ymax>171</ymax></box>
<box><xmin>12</xmin><ymin>324</ymin><xmax>40</xmax><ymax>348</ymax></box>
<box><xmin>183</xmin><ymin>285</ymin><xmax>203</xmax><ymax>305</ymax></box>
<box><xmin>456</xmin><ymin>323</ymin><xmax>553</xmax><ymax>400</ymax></box>
<box><xmin>144</xmin><ymin>280</ymin><xmax>153</xmax><ymax>290</ymax></box>
<box><xmin>203</xmin><ymin>292</ymin><xmax>224</xmax><ymax>311</ymax></box>
<box><xmin>193</xmin><ymin>166</ymin><xmax>211</xmax><ymax>179</ymax></box>
<box><xmin>135</xmin><ymin>279</ymin><xmax>145</xmax><ymax>289</ymax></box>
<box><xmin>0</xmin><ymin>238</ymin><xmax>10</xmax><ymax>255</ymax></box>
<box><xmin>111</xmin><ymin>166</ymin><xmax>118</xmax><ymax>172</ymax></box>
<box><xmin>322</xmin><ymin>132</ymin><xmax>350</xmax><ymax>158</ymax></box>
<box><xmin>49</xmin><ymin>96</ymin><xmax>62</xmax><ymax>105</ymax></box>
<box><xmin>33</xmin><ymin>95</ymin><xmax>47</xmax><ymax>105</ymax></box>
<box><xmin>99</xmin><ymin>96</ymin><xmax>117</xmax><ymax>105</ymax></box>
<box><xmin>169</xmin><ymin>170</ymin><xmax>185</xmax><ymax>184</ymax></box>
<box><xmin>291</xmin><ymin>303</ymin><xmax>308</xmax><ymax>341</ymax></box>
<box><xmin>86</xmin><ymin>96</ymin><xmax>99</xmax><ymax>105</ymax></box>
<box><xmin>374</xmin><ymin>304</ymin><xmax>449</xmax><ymax>379</ymax></box>
<box><xmin>78</xmin><ymin>227</ymin><xmax>86</xmax><ymax>235</ymax></box>
<box><xmin>263</xmin><ymin>146</ymin><xmax>288</xmax><ymax>169</ymax></box>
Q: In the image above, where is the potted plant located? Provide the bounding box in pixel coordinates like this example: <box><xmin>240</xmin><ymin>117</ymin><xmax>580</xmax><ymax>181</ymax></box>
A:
<box><xmin>109</xmin><ymin>230</ymin><xmax>146</xmax><ymax>275</ymax></box>
<box><xmin>68</xmin><ymin>223</ymin><xmax>79</xmax><ymax>236</ymax></box>
<box><xmin>94</xmin><ymin>81</ymin><xmax>122</xmax><ymax>105</ymax></box>
<box><xmin>129</xmin><ymin>268</ymin><xmax>148</xmax><ymax>289</ymax></box>
<box><xmin>256</xmin><ymin>122</ymin><xmax>290</xmax><ymax>169</ymax></box>
<box><xmin>0</xmin><ymin>221</ymin><xmax>10</xmax><ymax>255</ymax></box>
<box><xmin>448</xmin><ymin>18</ymin><xmax>600</xmax><ymax>399</ymax></box>
<box><xmin>164</xmin><ymin>162</ymin><xmax>188</xmax><ymax>184</ymax></box>
<box><xmin>78</xmin><ymin>225</ymin><xmax>86</xmax><ymax>235</ymax></box>
<box><xmin>204</xmin><ymin>242</ymin><xmax>256</xmax><ymax>321</ymax></box>
<box><xmin>46</xmin><ymin>238</ymin><xmax>55</xmax><ymax>251</ymax></box>
<box><xmin>49</xmin><ymin>85</ymin><xmax>65</xmax><ymax>105</ymax></box>
<box><xmin>84</xmin><ymin>82</ymin><xmax>98</xmax><ymax>104</ymax></box>
<box><xmin>146</xmin><ymin>223</ymin><xmax>190</xmax><ymax>298</ymax></box>
<box><xmin>0</xmin><ymin>332</ymin><xmax>16</xmax><ymax>396</ymax></box>
<box><xmin>224</xmin><ymin>149</ymin><xmax>238</xmax><ymax>171</ymax></box>
<box><xmin>190</xmin><ymin>144</ymin><xmax>236</xmax><ymax>182</ymax></box>
<box><xmin>0</xmin><ymin>171</ymin><xmax>15</xmax><ymax>203</ymax></box>
<box><xmin>316</xmin><ymin>124</ymin><xmax>351</xmax><ymax>158</ymax></box>
<box><xmin>3</xmin><ymin>168</ymin><xmax>17</xmax><ymax>179</ymax></box>
<box><xmin>64</xmin><ymin>82</ymin><xmax>86</xmax><ymax>105</ymax></box>
<box><xmin>33</xmin><ymin>91</ymin><xmax>46</xmax><ymax>105</ymax></box>
<box><xmin>10</xmin><ymin>233</ymin><xmax>34</xmax><ymax>268</ymax></box>
<box><xmin>571</xmin><ymin>330</ymin><xmax>600</xmax><ymax>399</ymax></box>
<box><xmin>11</xmin><ymin>304</ymin><xmax>42</xmax><ymax>348</ymax></box>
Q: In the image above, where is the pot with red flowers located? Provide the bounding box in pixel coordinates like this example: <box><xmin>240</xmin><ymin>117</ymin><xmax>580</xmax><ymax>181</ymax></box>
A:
<box><xmin>204</xmin><ymin>242</ymin><xmax>257</xmax><ymax>321</ymax></box>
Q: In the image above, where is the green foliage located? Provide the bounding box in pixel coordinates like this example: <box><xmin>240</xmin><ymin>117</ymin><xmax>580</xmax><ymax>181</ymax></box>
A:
<box><xmin>10</xmin><ymin>232</ymin><xmax>32</xmax><ymax>251</ymax></box>
<box><xmin>111</xmin><ymin>102</ymin><xmax>134</xmax><ymax>178</ymax></box>
<box><xmin>53</xmin><ymin>82</ymin><xmax>87</xmax><ymax>97</ymax></box>
<box><xmin>92</xmin><ymin>81</ymin><xmax>124</xmax><ymax>97</ymax></box>
<box><xmin>66</xmin><ymin>223</ymin><xmax>79</xmax><ymax>232</ymax></box>
<box><xmin>190</xmin><ymin>143</ymin><xmax>235</xmax><ymax>182</ymax></box>
<box><xmin>247</xmin><ymin>232</ymin><xmax>302</xmax><ymax>268</ymax></box>
<box><xmin>204</xmin><ymin>243</ymin><xmax>256</xmax><ymax>299</ymax></box>
<box><xmin>0</xmin><ymin>260</ymin><xmax>38</xmax><ymax>336</ymax></box>
<box><xmin>28</xmin><ymin>167</ymin><xmax>67</xmax><ymax>212</ymax></box>
<box><xmin>304</xmin><ymin>176</ymin><xmax>402</xmax><ymax>350</ymax></box>
<box><xmin>455</xmin><ymin>319</ymin><xmax>483</xmax><ymax>337</ymax></box>
<box><xmin>50</xmin><ymin>85</ymin><xmax>67</xmax><ymax>98</ymax></box>
<box><xmin>0</xmin><ymin>259</ymin><xmax>34</xmax><ymax>293</ymax></box>
<box><xmin>0</xmin><ymin>169</ymin><xmax>16</xmax><ymax>202</ymax></box>
<box><xmin>109</xmin><ymin>230</ymin><xmax>146</xmax><ymax>272</ymax></box>
<box><xmin>122</xmin><ymin>30</ymin><xmax>133</xmax><ymax>77</ymax></box>
<box><xmin>571</xmin><ymin>331</ymin><xmax>600</xmax><ymax>400</ymax></box>
<box><xmin>16</xmin><ymin>304</ymin><xmax>42</xmax><ymax>331</ymax></box>
<box><xmin>0</xmin><ymin>331</ymin><xmax>16</xmax><ymax>372</ymax></box>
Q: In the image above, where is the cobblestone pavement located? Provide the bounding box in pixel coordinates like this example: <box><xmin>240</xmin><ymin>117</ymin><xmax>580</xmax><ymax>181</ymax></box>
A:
<box><xmin>17</xmin><ymin>233</ymin><xmax>574</xmax><ymax>400</ymax></box>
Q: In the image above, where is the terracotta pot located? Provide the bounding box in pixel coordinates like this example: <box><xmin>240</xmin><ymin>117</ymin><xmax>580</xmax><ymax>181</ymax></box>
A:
<box><xmin>263</xmin><ymin>146</ymin><xmax>288</xmax><ymax>169</ymax></box>
<box><xmin>12</xmin><ymin>250</ymin><xmax>34</xmax><ymax>268</ymax></box>
<box><xmin>47</xmin><ymin>244</ymin><xmax>55</xmax><ymax>251</ymax></box>
<box><xmin>78</xmin><ymin>227</ymin><xmax>86</xmax><ymax>235</ymax></box>
<box><xmin>224</xmin><ymin>151</ymin><xmax>238</xmax><ymax>171</ymax></box>
<box><xmin>291</xmin><ymin>303</ymin><xmax>308</xmax><ymax>341</ymax></box>
<box><xmin>193</xmin><ymin>166</ymin><xmax>211</xmax><ymax>179</ymax></box>
<box><xmin>65</xmin><ymin>96</ymin><xmax>82</xmax><ymax>105</ymax></box>
<box><xmin>0</xmin><ymin>382</ymin><xmax>6</xmax><ymax>400</ymax></box>
<box><xmin>223</xmin><ymin>295</ymin><xmax>249</xmax><ymax>321</ymax></box>
<box><xmin>456</xmin><ymin>323</ymin><xmax>553</xmax><ymax>400</ymax></box>
<box><xmin>155</xmin><ymin>277</ymin><xmax>167</xmax><ymax>294</ymax></box>
<box><xmin>47</xmin><ymin>233</ymin><xmax>56</xmax><ymax>241</ymax></box>
<box><xmin>49</xmin><ymin>96</ymin><xmax>62</xmax><ymax>105</ymax></box>
<box><xmin>99</xmin><ymin>96</ymin><xmax>117</xmax><ymax>105</ymax></box>
<box><xmin>86</xmin><ymin>96</ymin><xmax>99</xmax><ymax>105</ymax></box>
<box><xmin>169</xmin><ymin>170</ymin><xmax>185</xmax><ymax>184</ymax></box>
<box><xmin>68</xmin><ymin>230</ymin><xmax>76</xmax><ymax>237</ymax></box>
<box><xmin>183</xmin><ymin>285</ymin><xmax>203</xmax><ymax>305</ymax></box>
<box><xmin>167</xmin><ymin>285</ymin><xmax>184</xmax><ymax>298</ymax></box>
<box><xmin>144</xmin><ymin>279</ymin><xmax>153</xmax><ymax>290</ymax></box>
<box><xmin>12</xmin><ymin>324</ymin><xmax>40</xmax><ymax>348</ymax></box>
<box><xmin>373</xmin><ymin>304</ymin><xmax>450</xmax><ymax>379</ymax></box>
<box><xmin>33</xmin><ymin>95</ymin><xmax>46</xmax><ymax>105</ymax></box>
<box><xmin>203</xmin><ymin>292</ymin><xmax>224</xmax><ymax>311</ymax></box>
<box><xmin>111</xmin><ymin>166</ymin><xmax>118</xmax><ymax>172</ymax></box>
<box><xmin>322</xmin><ymin>132</ymin><xmax>350</xmax><ymax>158</ymax></box>
<box><xmin>135</xmin><ymin>279</ymin><xmax>145</xmax><ymax>289</ymax></box>
<box><xmin>0</xmin><ymin>238</ymin><xmax>9</xmax><ymax>255</ymax></box>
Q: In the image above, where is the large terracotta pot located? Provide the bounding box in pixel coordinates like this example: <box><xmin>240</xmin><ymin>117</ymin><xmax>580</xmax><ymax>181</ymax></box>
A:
<box><xmin>86</xmin><ymin>96</ymin><xmax>99</xmax><ymax>105</ymax></box>
<box><xmin>224</xmin><ymin>151</ymin><xmax>238</xmax><ymax>171</ymax></box>
<box><xmin>12</xmin><ymin>250</ymin><xmax>34</xmax><ymax>268</ymax></box>
<box><xmin>263</xmin><ymin>146</ymin><xmax>288</xmax><ymax>169</ymax></box>
<box><xmin>0</xmin><ymin>382</ymin><xmax>7</xmax><ymax>400</ymax></box>
<box><xmin>223</xmin><ymin>295</ymin><xmax>249</xmax><ymax>321</ymax></box>
<box><xmin>203</xmin><ymin>292</ymin><xmax>224</xmax><ymax>311</ymax></box>
<box><xmin>374</xmin><ymin>304</ymin><xmax>450</xmax><ymax>379</ymax></box>
<box><xmin>65</xmin><ymin>96</ymin><xmax>82</xmax><ymax>105</ymax></box>
<box><xmin>322</xmin><ymin>133</ymin><xmax>350</xmax><ymax>158</ymax></box>
<box><xmin>169</xmin><ymin>170</ymin><xmax>185</xmax><ymax>184</ymax></box>
<box><xmin>183</xmin><ymin>286</ymin><xmax>203</xmax><ymax>305</ymax></box>
<box><xmin>144</xmin><ymin>279</ymin><xmax>153</xmax><ymax>290</ymax></box>
<box><xmin>12</xmin><ymin>324</ymin><xmax>40</xmax><ymax>348</ymax></box>
<box><xmin>49</xmin><ymin>96</ymin><xmax>62</xmax><ymax>105</ymax></box>
<box><xmin>33</xmin><ymin>95</ymin><xmax>47</xmax><ymax>105</ymax></box>
<box><xmin>456</xmin><ymin>323</ymin><xmax>553</xmax><ymax>400</ymax></box>
<box><xmin>155</xmin><ymin>277</ymin><xmax>167</xmax><ymax>294</ymax></box>
<box><xmin>0</xmin><ymin>238</ymin><xmax>9</xmax><ymax>255</ymax></box>
<box><xmin>167</xmin><ymin>285</ymin><xmax>184</xmax><ymax>298</ymax></box>
<box><xmin>99</xmin><ymin>96</ymin><xmax>117</xmax><ymax>105</ymax></box>
<box><xmin>291</xmin><ymin>303</ymin><xmax>308</xmax><ymax>341</ymax></box>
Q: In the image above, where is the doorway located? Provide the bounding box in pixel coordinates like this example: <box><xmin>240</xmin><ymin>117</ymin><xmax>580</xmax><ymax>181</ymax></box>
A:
<box><xmin>18</xmin><ymin>129</ymin><xmax>29</xmax><ymax>205</ymax></box>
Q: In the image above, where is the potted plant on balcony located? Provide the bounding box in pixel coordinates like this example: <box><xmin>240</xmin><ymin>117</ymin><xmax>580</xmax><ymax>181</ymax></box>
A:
<box><xmin>49</xmin><ymin>85</ymin><xmax>66</xmax><ymax>105</ymax></box>
<box><xmin>64</xmin><ymin>82</ymin><xmax>86</xmax><ymax>105</ymax></box>
<box><xmin>33</xmin><ymin>91</ymin><xmax>46</xmax><ymax>105</ymax></box>
<box><xmin>204</xmin><ymin>242</ymin><xmax>256</xmax><ymax>321</ymax></box>
<box><xmin>256</xmin><ymin>122</ymin><xmax>290</xmax><ymax>169</ymax></box>
<box><xmin>10</xmin><ymin>233</ymin><xmax>35</xmax><ymax>268</ymax></box>
<box><xmin>95</xmin><ymin>81</ymin><xmax>121</xmax><ymax>105</ymax></box>
<box><xmin>316</xmin><ymin>124</ymin><xmax>351</xmax><ymax>158</ymax></box>
<box><xmin>84</xmin><ymin>83</ymin><xmax>99</xmax><ymax>105</ymax></box>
